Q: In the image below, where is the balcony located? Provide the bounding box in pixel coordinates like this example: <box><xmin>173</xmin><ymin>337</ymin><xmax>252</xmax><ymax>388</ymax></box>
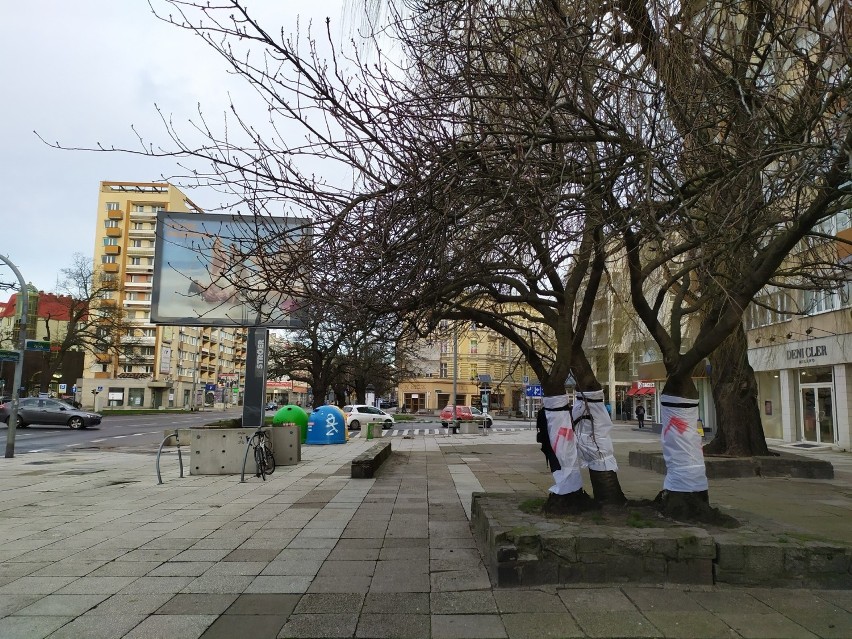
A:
<box><xmin>123</xmin><ymin>299</ymin><xmax>152</xmax><ymax>307</ymax></box>
<box><xmin>127</xmin><ymin>245</ymin><xmax>155</xmax><ymax>256</ymax></box>
<box><xmin>129</xmin><ymin>208</ymin><xmax>158</xmax><ymax>220</ymax></box>
<box><xmin>107</xmin><ymin>209</ymin><xmax>124</xmax><ymax>220</ymax></box>
<box><xmin>121</xmin><ymin>335</ymin><xmax>156</xmax><ymax>346</ymax></box>
<box><xmin>105</xmin><ymin>227</ymin><xmax>122</xmax><ymax>238</ymax></box>
<box><xmin>102</xmin><ymin>263</ymin><xmax>120</xmax><ymax>273</ymax></box>
<box><xmin>124</xmin><ymin>280</ymin><xmax>152</xmax><ymax>289</ymax></box>
<box><xmin>125</xmin><ymin>262</ymin><xmax>154</xmax><ymax>273</ymax></box>
<box><xmin>104</xmin><ymin>245</ymin><xmax>121</xmax><ymax>255</ymax></box>
<box><xmin>128</xmin><ymin>227</ymin><xmax>156</xmax><ymax>238</ymax></box>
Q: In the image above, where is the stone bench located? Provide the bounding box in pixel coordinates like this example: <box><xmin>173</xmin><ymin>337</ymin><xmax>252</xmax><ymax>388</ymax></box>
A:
<box><xmin>351</xmin><ymin>442</ymin><xmax>392</xmax><ymax>479</ymax></box>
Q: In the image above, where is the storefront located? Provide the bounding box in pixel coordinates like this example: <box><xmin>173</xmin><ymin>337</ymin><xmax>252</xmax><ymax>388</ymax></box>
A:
<box><xmin>749</xmin><ymin>334</ymin><xmax>851</xmax><ymax>450</ymax></box>
<box><xmin>625</xmin><ymin>380</ymin><xmax>657</xmax><ymax>423</ymax></box>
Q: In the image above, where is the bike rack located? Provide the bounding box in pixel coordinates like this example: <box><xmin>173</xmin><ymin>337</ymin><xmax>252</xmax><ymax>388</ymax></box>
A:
<box><xmin>156</xmin><ymin>430</ymin><xmax>184</xmax><ymax>485</ymax></box>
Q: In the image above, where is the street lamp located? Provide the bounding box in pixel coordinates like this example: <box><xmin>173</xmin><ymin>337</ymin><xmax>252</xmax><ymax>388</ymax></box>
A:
<box><xmin>0</xmin><ymin>254</ymin><xmax>28</xmax><ymax>458</ymax></box>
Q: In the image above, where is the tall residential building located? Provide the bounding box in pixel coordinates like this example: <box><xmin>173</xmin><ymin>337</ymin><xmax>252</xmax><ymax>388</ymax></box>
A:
<box><xmin>77</xmin><ymin>181</ymin><xmax>247</xmax><ymax>410</ymax></box>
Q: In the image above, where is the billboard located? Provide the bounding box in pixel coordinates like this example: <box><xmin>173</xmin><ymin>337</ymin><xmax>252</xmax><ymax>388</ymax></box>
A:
<box><xmin>152</xmin><ymin>212</ymin><xmax>308</xmax><ymax>327</ymax></box>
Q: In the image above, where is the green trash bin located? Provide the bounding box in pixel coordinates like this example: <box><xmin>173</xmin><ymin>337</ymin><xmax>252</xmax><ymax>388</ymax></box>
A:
<box><xmin>272</xmin><ymin>405</ymin><xmax>309</xmax><ymax>444</ymax></box>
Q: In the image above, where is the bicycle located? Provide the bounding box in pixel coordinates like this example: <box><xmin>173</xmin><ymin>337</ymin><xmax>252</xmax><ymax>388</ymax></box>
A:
<box><xmin>249</xmin><ymin>427</ymin><xmax>276</xmax><ymax>480</ymax></box>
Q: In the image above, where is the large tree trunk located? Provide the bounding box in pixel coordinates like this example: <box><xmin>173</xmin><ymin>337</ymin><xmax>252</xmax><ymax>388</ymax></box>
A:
<box><xmin>704</xmin><ymin>324</ymin><xmax>771</xmax><ymax>457</ymax></box>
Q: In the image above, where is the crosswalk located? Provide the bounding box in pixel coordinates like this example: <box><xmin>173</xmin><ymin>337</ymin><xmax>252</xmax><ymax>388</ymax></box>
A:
<box><xmin>349</xmin><ymin>426</ymin><xmax>532</xmax><ymax>438</ymax></box>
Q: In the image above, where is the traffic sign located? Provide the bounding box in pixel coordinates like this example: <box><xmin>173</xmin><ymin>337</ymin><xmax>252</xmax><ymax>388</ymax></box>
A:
<box><xmin>96</xmin><ymin>386</ymin><xmax>103</xmax><ymax>392</ymax></box>
<box><xmin>25</xmin><ymin>340</ymin><xmax>51</xmax><ymax>352</ymax></box>
<box><xmin>58</xmin><ymin>383</ymin><xmax>67</xmax><ymax>392</ymax></box>
<box><xmin>0</xmin><ymin>349</ymin><xmax>20</xmax><ymax>362</ymax></box>
<box><xmin>525</xmin><ymin>384</ymin><xmax>543</xmax><ymax>397</ymax></box>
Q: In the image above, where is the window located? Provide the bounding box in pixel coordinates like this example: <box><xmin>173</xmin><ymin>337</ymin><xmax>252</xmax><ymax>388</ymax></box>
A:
<box><xmin>440</xmin><ymin>341</ymin><xmax>448</xmax><ymax>354</ymax></box>
<box><xmin>106</xmin><ymin>202</ymin><xmax>119</xmax><ymax>211</ymax></box>
<box><xmin>108</xmin><ymin>387</ymin><xmax>124</xmax><ymax>407</ymax></box>
<box><xmin>103</xmin><ymin>237</ymin><xmax>118</xmax><ymax>246</ymax></box>
<box><xmin>102</xmin><ymin>255</ymin><xmax>117</xmax><ymax>264</ymax></box>
<box><xmin>132</xmin><ymin>204</ymin><xmax>145</xmax><ymax>212</ymax></box>
<box><xmin>805</xmin><ymin>289</ymin><xmax>839</xmax><ymax>315</ymax></box>
<box><xmin>439</xmin><ymin>363</ymin><xmax>448</xmax><ymax>377</ymax></box>
<box><xmin>129</xmin><ymin>257</ymin><xmax>141</xmax><ymax>265</ymax></box>
<box><xmin>469</xmin><ymin>339</ymin><xmax>478</xmax><ymax>354</ymax></box>
<box><xmin>131</xmin><ymin>239</ymin><xmax>142</xmax><ymax>247</ymax></box>
<box><xmin>128</xmin><ymin>388</ymin><xmax>145</xmax><ymax>407</ymax></box>
<box><xmin>105</xmin><ymin>219</ymin><xmax>119</xmax><ymax>228</ymax></box>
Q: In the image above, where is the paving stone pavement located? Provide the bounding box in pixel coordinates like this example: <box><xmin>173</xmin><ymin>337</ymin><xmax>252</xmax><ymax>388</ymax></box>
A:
<box><xmin>0</xmin><ymin>424</ymin><xmax>849</xmax><ymax>638</ymax></box>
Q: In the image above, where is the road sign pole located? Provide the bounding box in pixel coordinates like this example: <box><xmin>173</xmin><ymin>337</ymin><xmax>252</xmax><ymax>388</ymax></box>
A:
<box><xmin>0</xmin><ymin>255</ymin><xmax>28</xmax><ymax>458</ymax></box>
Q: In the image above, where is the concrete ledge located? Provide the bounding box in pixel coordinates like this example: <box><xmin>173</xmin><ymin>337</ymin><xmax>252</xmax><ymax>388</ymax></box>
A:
<box><xmin>351</xmin><ymin>441</ymin><xmax>392</xmax><ymax>479</ymax></box>
<box><xmin>471</xmin><ymin>492</ymin><xmax>852</xmax><ymax>589</ymax></box>
<box><xmin>628</xmin><ymin>450</ymin><xmax>834</xmax><ymax>479</ymax></box>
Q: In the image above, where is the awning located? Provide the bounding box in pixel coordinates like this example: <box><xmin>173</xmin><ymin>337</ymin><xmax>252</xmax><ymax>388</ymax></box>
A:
<box><xmin>626</xmin><ymin>387</ymin><xmax>639</xmax><ymax>396</ymax></box>
<box><xmin>638</xmin><ymin>387</ymin><xmax>656</xmax><ymax>395</ymax></box>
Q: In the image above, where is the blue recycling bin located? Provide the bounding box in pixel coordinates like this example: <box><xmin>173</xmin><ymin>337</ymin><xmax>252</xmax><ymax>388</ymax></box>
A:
<box><xmin>305</xmin><ymin>405</ymin><xmax>346</xmax><ymax>445</ymax></box>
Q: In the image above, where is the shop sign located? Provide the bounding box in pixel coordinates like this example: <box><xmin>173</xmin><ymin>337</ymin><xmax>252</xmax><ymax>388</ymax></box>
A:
<box><xmin>786</xmin><ymin>344</ymin><xmax>828</xmax><ymax>365</ymax></box>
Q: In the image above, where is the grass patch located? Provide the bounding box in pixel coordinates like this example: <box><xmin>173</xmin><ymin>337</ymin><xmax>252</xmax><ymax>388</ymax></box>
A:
<box><xmin>626</xmin><ymin>511</ymin><xmax>657</xmax><ymax>528</ymax></box>
<box><xmin>519</xmin><ymin>497</ymin><xmax>547</xmax><ymax>514</ymax></box>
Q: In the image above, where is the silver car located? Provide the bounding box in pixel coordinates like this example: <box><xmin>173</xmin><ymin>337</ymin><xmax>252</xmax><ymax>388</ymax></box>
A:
<box><xmin>0</xmin><ymin>397</ymin><xmax>102</xmax><ymax>429</ymax></box>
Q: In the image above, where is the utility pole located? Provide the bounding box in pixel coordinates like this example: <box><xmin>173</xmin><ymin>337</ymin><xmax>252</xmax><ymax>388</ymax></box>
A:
<box><xmin>1</xmin><ymin>255</ymin><xmax>28</xmax><ymax>459</ymax></box>
<box><xmin>451</xmin><ymin>322</ymin><xmax>459</xmax><ymax>434</ymax></box>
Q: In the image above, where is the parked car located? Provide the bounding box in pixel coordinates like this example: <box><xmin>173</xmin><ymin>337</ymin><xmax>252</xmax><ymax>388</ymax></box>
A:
<box><xmin>0</xmin><ymin>397</ymin><xmax>102</xmax><ymax>429</ymax></box>
<box><xmin>342</xmin><ymin>405</ymin><xmax>395</xmax><ymax>430</ymax></box>
<box><xmin>439</xmin><ymin>405</ymin><xmax>493</xmax><ymax>428</ymax></box>
<box><xmin>379</xmin><ymin>398</ymin><xmax>398</xmax><ymax>409</ymax></box>
<box><xmin>265</xmin><ymin>402</ymin><xmax>279</xmax><ymax>411</ymax></box>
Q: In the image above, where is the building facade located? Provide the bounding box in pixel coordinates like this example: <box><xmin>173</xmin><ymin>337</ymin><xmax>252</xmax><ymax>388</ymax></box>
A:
<box><xmin>77</xmin><ymin>181</ymin><xmax>247</xmax><ymax>411</ymax></box>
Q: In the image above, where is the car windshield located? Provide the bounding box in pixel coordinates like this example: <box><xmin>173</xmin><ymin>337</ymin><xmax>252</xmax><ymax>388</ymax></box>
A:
<box><xmin>471</xmin><ymin>407</ymin><xmax>482</xmax><ymax>415</ymax></box>
<box><xmin>343</xmin><ymin>406</ymin><xmax>353</xmax><ymax>412</ymax></box>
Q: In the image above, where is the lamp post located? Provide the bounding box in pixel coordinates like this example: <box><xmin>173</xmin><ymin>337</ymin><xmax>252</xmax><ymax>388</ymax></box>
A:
<box><xmin>1</xmin><ymin>254</ymin><xmax>27</xmax><ymax>458</ymax></box>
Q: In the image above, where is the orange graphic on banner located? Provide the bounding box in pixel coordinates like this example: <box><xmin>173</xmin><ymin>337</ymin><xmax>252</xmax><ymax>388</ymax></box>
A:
<box><xmin>553</xmin><ymin>426</ymin><xmax>574</xmax><ymax>449</ymax></box>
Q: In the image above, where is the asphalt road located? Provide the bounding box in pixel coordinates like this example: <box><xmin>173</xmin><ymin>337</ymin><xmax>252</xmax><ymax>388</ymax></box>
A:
<box><xmin>0</xmin><ymin>408</ymin><xmax>246</xmax><ymax>455</ymax></box>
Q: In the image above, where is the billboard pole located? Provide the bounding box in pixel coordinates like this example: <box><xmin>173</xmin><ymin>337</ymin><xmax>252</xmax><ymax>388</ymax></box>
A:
<box><xmin>243</xmin><ymin>327</ymin><xmax>268</xmax><ymax>428</ymax></box>
<box><xmin>1</xmin><ymin>254</ymin><xmax>28</xmax><ymax>459</ymax></box>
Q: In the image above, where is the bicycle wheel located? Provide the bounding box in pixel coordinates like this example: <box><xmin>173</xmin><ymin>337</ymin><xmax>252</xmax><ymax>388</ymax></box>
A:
<box><xmin>263</xmin><ymin>446</ymin><xmax>276</xmax><ymax>475</ymax></box>
<box><xmin>254</xmin><ymin>443</ymin><xmax>267</xmax><ymax>480</ymax></box>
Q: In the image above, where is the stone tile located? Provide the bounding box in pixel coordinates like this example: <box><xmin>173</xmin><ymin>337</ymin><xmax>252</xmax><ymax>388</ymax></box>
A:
<box><xmin>380</xmin><ymin>547</ymin><xmax>430</xmax><ymax>561</ymax></box>
<box><xmin>46</xmin><ymin>613</ymin><xmax>146</xmax><ymax>639</ymax></box>
<box><xmin>225</xmin><ymin>593</ymin><xmax>301</xmax><ymax>615</ymax></box>
<box><xmin>29</xmin><ymin>561</ymin><xmax>106</xmax><ymax>577</ymax></box>
<box><xmin>718</xmin><ymin>613</ymin><xmax>819</xmax><ymax>639</ymax></box>
<box><xmin>0</xmin><ymin>615</ymin><xmax>72</xmax><ymax>638</ymax></box>
<box><xmin>157</xmin><ymin>593</ymin><xmax>239</xmax><ymax>615</ymax></box>
<box><xmin>171</xmin><ymin>549</ymin><xmax>232</xmax><ymax>562</ymax></box>
<box><xmin>87</xmin><ymin>561</ymin><xmax>160</xmax><ymax>577</ymax></box>
<box><xmin>279</xmin><ymin>613</ymin><xmax>358</xmax><ymax>638</ymax></box>
<box><xmin>0</xmin><ymin>576</ymin><xmax>79</xmax><ymax>595</ymax></box>
<box><xmin>118</xmin><ymin>576</ymin><xmax>195</xmax><ymax>595</ymax></box>
<box><xmin>780</xmin><ymin>611</ymin><xmax>852</xmax><ymax>639</ymax></box>
<box><xmin>294</xmin><ymin>593</ymin><xmax>365</xmax><ymax>614</ymax></box>
<box><xmin>224</xmin><ymin>548</ymin><xmax>280</xmax><ymax>562</ymax></box>
<box><xmin>364</xmin><ymin>592</ymin><xmax>429</xmax><ymax>614</ymax></box>
<box><xmin>308</xmin><ymin>575</ymin><xmax>372</xmax><ymax>594</ymax></box>
<box><xmin>644</xmin><ymin>611</ymin><xmax>745</xmax><ymax>639</ymax></box>
<box><xmin>148</xmin><ymin>561</ymin><xmax>214</xmax><ymax>577</ymax></box>
<box><xmin>260</xmin><ymin>560</ymin><xmax>323</xmax><ymax>576</ymax></box>
<box><xmin>316</xmin><ymin>560</ymin><xmax>376</xmax><ymax>577</ymax></box>
<box><xmin>86</xmin><ymin>593</ymin><xmax>175</xmax><ymax>616</ymax></box>
<box><xmin>356</xmin><ymin>613</ymin><xmax>430</xmax><ymax>639</ymax></box>
<box><xmin>493</xmin><ymin>589</ymin><xmax>566</xmax><ymax>613</ymax></box>
<box><xmin>274</xmin><ymin>548</ymin><xmax>333</xmax><ymax>562</ymax></box>
<box><xmin>204</xmin><ymin>561</ymin><xmax>267</xmax><ymax>576</ymax></box>
<box><xmin>244</xmin><ymin>575</ymin><xmax>312</xmax><ymax>594</ymax></box>
<box><xmin>623</xmin><ymin>586</ymin><xmax>707</xmax><ymax>612</ymax></box>
<box><xmin>431</xmin><ymin>614</ymin><xmax>507</xmax><ymax>639</ymax></box>
<box><xmin>431</xmin><ymin>591</ymin><xmax>497</xmax><ymax>614</ymax></box>
<box><xmin>120</xmin><ymin>548</ymin><xmax>182</xmax><ymax>562</ymax></box>
<box><xmin>199</xmin><ymin>614</ymin><xmax>288</xmax><ymax>639</ymax></box>
<box><xmin>0</xmin><ymin>593</ymin><xmax>41</xmax><ymax>616</ymax></box>
<box><xmin>693</xmin><ymin>591</ymin><xmax>774</xmax><ymax>614</ymax></box>
<box><xmin>286</xmin><ymin>537</ymin><xmax>338</xmax><ymax>549</ymax></box>
<box><xmin>501</xmin><ymin>612</ymin><xmax>584</xmax><ymax>638</ymax></box>
<box><xmin>558</xmin><ymin>587</ymin><xmax>639</xmax><ymax>612</ymax></box>
<box><xmin>327</xmin><ymin>547</ymin><xmax>381</xmax><ymax>561</ymax></box>
<box><xmin>182</xmin><ymin>573</ymin><xmax>253</xmax><ymax>594</ymax></box>
<box><xmin>430</xmin><ymin>568</ymin><xmax>491</xmax><ymax>592</ymax></box>
<box><xmin>14</xmin><ymin>593</ymin><xmax>108</xmax><ymax>616</ymax></box>
<box><xmin>122</xmin><ymin>614</ymin><xmax>217</xmax><ymax>639</ymax></box>
<box><xmin>572</xmin><ymin>610</ymin><xmax>661</xmax><ymax>638</ymax></box>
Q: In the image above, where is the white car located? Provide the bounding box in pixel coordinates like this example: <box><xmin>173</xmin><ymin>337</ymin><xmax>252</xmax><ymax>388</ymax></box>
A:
<box><xmin>343</xmin><ymin>404</ymin><xmax>395</xmax><ymax>430</ymax></box>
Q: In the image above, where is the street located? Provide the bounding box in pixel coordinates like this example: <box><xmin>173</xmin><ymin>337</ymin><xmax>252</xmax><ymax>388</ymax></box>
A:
<box><xmin>0</xmin><ymin>408</ymin><xmax>245</xmax><ymax>455</ymax></box>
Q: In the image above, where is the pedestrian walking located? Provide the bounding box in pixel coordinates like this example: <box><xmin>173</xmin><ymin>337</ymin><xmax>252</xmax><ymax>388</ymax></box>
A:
<box><xmin>636</xmin><ymin>405</ymin><xmax>646</xmax><ymax>429</ymax></box>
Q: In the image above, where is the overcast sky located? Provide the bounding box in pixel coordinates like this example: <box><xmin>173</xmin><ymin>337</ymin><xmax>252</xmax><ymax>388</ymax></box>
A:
<box><xmin>1</xmin><ymin>0</ymin><xmax>351</xmax><ymax>293</ymax></box>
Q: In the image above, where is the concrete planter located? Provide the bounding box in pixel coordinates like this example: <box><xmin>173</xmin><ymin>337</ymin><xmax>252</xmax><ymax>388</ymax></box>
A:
<box><xmin>188</xmin><ymin>425</ymin><xmax>301</xmax><ymax>475</ymax></box>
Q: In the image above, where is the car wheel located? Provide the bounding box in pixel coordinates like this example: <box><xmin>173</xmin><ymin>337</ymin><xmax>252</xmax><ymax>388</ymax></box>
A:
<box><xmin>16</xmin><ymin>416</ymin><xmax>28</xmax><ymax>428</ymax></box>
<box><xmin>440</xmin><ymin>421</ymin><xmax>448</xmax><ymax>428</ymax></box>
<box><xmin>384</xmin><ymin>419</ymin><xmax>393</xmax><ymax>429</ymax></box>
<box><xmin>68</xmin><ymin>416</ymin><xmax>84</xmax><ymax>430</ymax></box>
<box><xmin>350</xmin><ymin>420</ymin><xmax>360</xmax><ymax>431</ymax></box>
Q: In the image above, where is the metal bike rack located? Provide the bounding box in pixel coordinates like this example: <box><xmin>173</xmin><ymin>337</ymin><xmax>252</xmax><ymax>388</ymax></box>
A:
<box><xmin>156</xmin><ymin>430</ymin><xmax>184</xmax><ymax>485</ymax></box>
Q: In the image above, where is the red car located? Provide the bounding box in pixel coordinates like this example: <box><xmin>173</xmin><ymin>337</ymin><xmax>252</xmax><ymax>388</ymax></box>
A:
<box><xmin>439</xmin><ymin>405</ymin><xmax>492</xmax><ymax>428</ymax></box>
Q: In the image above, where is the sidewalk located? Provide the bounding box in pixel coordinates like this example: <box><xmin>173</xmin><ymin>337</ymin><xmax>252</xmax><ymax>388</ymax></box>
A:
<box><xmin>0</xmin><ymin>425</ymin><xmax>849</xmax><ymax>639</ymax></box>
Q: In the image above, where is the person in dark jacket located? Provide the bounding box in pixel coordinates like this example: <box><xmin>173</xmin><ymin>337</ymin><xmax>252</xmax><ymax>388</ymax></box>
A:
<box><xmin>636</xmin><ymin>405</ymin><xmax>646</xmax><ymax>429</ymax></box>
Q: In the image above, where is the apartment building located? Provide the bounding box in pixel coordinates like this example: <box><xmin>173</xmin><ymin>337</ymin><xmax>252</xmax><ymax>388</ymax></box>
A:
<box><xmin>77</xmin><ymin>181</ymin><xmax>247</xmax><ymax>410</ymax></box>
<box><xmin>397</xmin><ymin>321</ymin><xmax>532</xmax><ymax>415</ymax></box>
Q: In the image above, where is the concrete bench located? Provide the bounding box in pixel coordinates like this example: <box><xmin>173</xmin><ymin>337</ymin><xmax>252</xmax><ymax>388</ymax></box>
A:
<box><xmin>351</xmin><ymin>442</ymin><xmax>392</xmax><ymax>479</ymax></box>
